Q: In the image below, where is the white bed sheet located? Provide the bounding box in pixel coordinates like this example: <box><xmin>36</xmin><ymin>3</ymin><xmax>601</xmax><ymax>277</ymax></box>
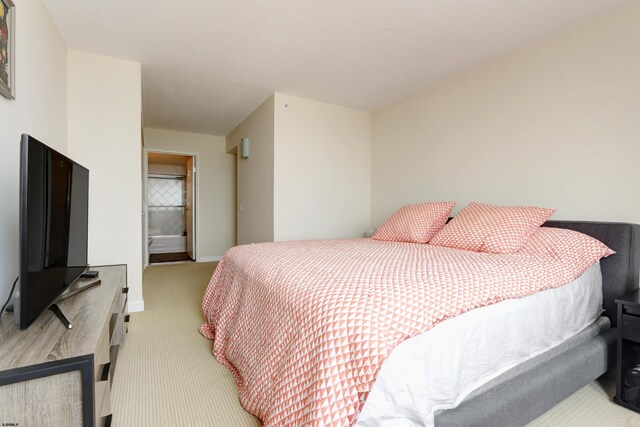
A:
<box><xmin>356</xmin><ymin>261</ymin><xmax>604</xmax><ymax>427</ymax></box>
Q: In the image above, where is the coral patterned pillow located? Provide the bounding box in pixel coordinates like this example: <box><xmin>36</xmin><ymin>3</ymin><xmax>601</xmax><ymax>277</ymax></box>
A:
<box><xmin>519</xmin><ymin>227</ymin><xmax>615</xmax><ymax>264</ymax></box>
<box><xmin>430</xmin><ymin>202</ymin><xmax>555</xmax><ymax>254</ymax></box>
<box><xmin>372</xmin><ymin>202</ymin><xmax>455</xmax><ymax>244</ymax></box>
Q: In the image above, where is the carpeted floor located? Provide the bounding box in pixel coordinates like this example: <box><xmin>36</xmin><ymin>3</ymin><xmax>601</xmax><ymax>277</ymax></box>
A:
<box><xmin>112</xmin><ymin>262</ymin><xmax>640</xmax><ymax>426</ymax></box>
<box><xmin>111</xmin><ymin>262</ymin><xmax>260</xmax><ymax>427</ymax></box>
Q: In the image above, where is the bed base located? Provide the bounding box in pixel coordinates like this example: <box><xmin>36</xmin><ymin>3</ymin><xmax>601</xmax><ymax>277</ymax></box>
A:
<box><xmin>435</xmin><ymin>220</ymin><xmax>639</xmax><ymax>426</ymax></box>
<box><xmin>435</xmin><ymin>329</ymin><xmax>616</xmax><ymax>426</ymax></box>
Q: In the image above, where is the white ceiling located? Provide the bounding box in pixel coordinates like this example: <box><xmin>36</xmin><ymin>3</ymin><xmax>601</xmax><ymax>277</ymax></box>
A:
<box><xmin>43</xmin><ymin>0</ymin><xmax>630</xmax><ymax>136</ymax></box>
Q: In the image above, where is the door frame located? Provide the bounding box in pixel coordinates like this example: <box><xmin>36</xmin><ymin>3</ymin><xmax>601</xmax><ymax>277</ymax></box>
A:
<box><xmin>143</xmin><ymin>148</ymin><xmax>199</xmax><ymax>266</ymax></box>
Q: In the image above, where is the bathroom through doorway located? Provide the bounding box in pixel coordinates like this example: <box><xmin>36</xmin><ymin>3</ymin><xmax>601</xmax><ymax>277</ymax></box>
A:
<box><xmin>145</xmin><ymin>151</ymin><xmax>197</xmax><ymax>265</ymax></box>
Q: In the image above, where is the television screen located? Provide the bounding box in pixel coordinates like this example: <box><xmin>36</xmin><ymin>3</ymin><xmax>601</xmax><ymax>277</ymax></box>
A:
<box><xmin>17</xmin><ymin>134</ymin><xmax>89</xmax><ymax>329</ymax></box>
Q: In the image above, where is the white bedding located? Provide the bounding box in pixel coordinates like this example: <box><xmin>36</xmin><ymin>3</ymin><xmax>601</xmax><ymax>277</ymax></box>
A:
<box><xmin>356</xmin><ymin>261</ymin><xmax>604</xmax><ymax>426</ymax></box>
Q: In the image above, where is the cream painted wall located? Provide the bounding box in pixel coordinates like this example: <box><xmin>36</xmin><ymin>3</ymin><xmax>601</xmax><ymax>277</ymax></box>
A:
<box><xmin>226</xmin><ymin>95</ymin><xmax>275</xmax><ymax>245</ymax></box>
<box><xmin>67</xmin><ymin>50</ymin><xmax>144</xmax><ymax>312</ymax></box>
<box><xmin>0</xmin><ymin>0</ymin><xmax>67</xmax><ymax>305</ymax></box>
<box><xmin>273</xmin><ymin>93</ymin><xmax>371</xmax><ymax>240</ymax></box>
<box><xmin>144</xmin><ymin>128</ymin><xmax>236</xmax><ymax>259</ymax></box>
<box><xmin>372</xmin><ymin>1</ymin><xmax>640</xmax><ymax>227</ymax></box>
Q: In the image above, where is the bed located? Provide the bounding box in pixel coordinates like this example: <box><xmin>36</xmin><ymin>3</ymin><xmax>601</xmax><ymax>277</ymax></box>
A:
<box><xmin>201</xmin><ymin>220</ymin><xmax>640</xmax><ymax>426</ymax></box>
<box><xmin>434</xmin><ymin>220</ymin><xmax>640</xmax><ymax>426</ymax></box>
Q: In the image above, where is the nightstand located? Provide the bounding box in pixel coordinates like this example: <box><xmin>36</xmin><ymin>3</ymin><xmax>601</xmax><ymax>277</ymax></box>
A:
<box><xmin>614</xmin><ymin>289</ymin><xmax>640</xmax><ymax>413</ymax></box>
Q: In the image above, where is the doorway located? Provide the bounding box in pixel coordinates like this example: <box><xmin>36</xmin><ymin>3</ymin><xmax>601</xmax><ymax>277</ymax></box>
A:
<box><xmin>145</xmin><ymin>151</ymin><xmax>197</xmax><ymax>265</ymax></box>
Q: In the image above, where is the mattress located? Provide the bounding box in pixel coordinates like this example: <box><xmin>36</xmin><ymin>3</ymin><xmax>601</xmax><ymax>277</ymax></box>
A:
<box><xmin>356</xmin><ymin>261</ymin><xmax>604</xmax><ymax>426</ymax></box>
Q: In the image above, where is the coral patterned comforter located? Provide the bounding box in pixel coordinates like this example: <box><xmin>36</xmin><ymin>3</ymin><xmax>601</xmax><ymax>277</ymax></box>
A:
<box><xmin>200</xmin><ymin>238</ymin><xmax>605</xmax><ymax>426</ymax></box>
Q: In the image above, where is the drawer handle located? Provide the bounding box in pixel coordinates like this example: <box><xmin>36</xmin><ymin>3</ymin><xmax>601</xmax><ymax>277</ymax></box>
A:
<box><xmin>100</xmin><ymin>362</ymin><xmax>111</xmax><ymax>382</ymax></box>
<box><xmin>122</xmin><ymin>287</ymin><xmax>129</xmax><ymax>294</ymax></box>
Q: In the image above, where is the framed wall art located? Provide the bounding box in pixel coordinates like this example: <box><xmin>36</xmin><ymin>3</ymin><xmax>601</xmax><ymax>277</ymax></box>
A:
<box><xmin>0</xmin><ymin>0</ymin><xmax>14</xmax><ymax>99</ymax></box>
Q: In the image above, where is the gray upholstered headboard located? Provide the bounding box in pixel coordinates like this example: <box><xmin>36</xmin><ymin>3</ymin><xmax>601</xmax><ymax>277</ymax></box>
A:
<box><xmin>542</xmin><ymin>221</ymin><xmax>640</xmax><ymax>327</ymax></box>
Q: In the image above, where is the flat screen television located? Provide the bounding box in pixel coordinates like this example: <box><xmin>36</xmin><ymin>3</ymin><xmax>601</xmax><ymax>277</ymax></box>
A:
<box><xmin>15</xmin><ymin>134</ymin><xmax>89</xmax><ymax>329</ymax></box>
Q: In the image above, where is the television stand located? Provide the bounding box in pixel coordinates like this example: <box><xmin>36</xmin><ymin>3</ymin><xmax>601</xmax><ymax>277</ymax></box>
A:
<box><xmin>48</xmin><ymin>303</ymin><xmax>72</xmax><ymax>329</ymax></box>
<box><xmin>0</xmin><ymin>265</ymin><xmax>128</xmax><ymax>426</ymax></box>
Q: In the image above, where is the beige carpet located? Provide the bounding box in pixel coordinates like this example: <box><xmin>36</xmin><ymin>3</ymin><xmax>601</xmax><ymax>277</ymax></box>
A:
<box><xmin>111</xmin><ymin>262</ymin><xmax>260</xmax><ymax>427</ymax></box>
<box><xmin>112</xmin><ymin>262</ymin><xmax>640</xmax><ymax>426</ymax></box>
<box><xmin>528</xmin><ymin>370</ymin><xmax>640</xmax><ymax>426</ymax></box>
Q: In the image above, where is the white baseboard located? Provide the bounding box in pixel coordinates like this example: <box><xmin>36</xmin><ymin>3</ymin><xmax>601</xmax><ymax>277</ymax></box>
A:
<box><xmin>198</xmin><ymin>255</ymin><xmax>221</xmax><ymax>262</ymax></box>
<box><xmin>127</xmin><ymin>300</ymin><xmax>145</xmax><ymax>313</ymax></box>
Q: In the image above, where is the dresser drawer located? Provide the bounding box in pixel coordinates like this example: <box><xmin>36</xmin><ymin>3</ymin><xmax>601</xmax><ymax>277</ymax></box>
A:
<box><xmin>95</xmin><ymin>376</ymin><xmax>110</xmax><ymax>425</ymax></box>
<box><xmin>622</xmin><ymin>314</ymin><xmax>640</xmax><ymax>343</ymax></box>
<box><xmin>94</xmin><ymin>325</ymin><xmax>111</xmax><ymax>380</ymax></box>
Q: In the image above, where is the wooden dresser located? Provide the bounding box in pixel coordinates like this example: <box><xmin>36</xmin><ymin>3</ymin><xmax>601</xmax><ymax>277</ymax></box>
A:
<box><xmin>0</xmin><ymin>265</ymin><xmax>128</xmax><ymax>427</ymax></box>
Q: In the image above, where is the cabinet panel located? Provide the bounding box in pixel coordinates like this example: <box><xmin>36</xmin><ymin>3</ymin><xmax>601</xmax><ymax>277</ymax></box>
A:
<box><xmin>623</xmin><ymin>314</ymin><xmax>640</xmax><ymax>343</ymax></box>
<box><xmin>0</xmin><ymin>371</ymin><xmax>83</xmax><ymax>426</ymax></box>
